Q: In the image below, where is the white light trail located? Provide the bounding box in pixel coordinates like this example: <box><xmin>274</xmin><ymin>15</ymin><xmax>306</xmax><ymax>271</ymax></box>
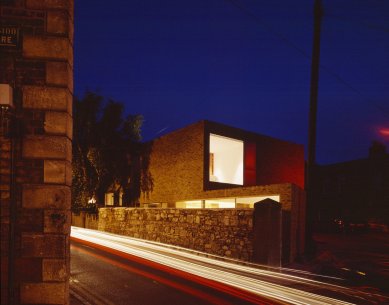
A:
<box><xmin>71</xmin><ymin>227</ymin><xmax>385</xmax><ymax>305</ymax></box>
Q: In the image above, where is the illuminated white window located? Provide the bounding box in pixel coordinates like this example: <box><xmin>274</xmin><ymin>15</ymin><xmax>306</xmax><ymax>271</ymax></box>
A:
<box><xmin>175</xmin><ymin>195</ymin><xmax>280</xmax><ymax>209</ymax></box>
<box><xmin>204</xmin><ymin>198</ymin><xmax>235</xmax><ymax>208</ymax></box>
<box><xmin>209</xmin><ymin>134</ymin><xmax>243</xmax><ymax>185</ymax></box>
<box><xmin>104</xmin><ymin>192</ymin><xmax>123</xmax><ymax>206</ymax></box>
<box><xmin>176</xmin><ymin>200</ymin><xmax>202</xmax><ymax>209</ymax></box>
<box><xmin>105</xmin><ymin>193</ymin><xmax>114</xmax><ymax>206</ymax></box>
<box><xmin>236</xmin><ymin>195</ymin><xmax>280</xmax><ymax>208</ymax></box>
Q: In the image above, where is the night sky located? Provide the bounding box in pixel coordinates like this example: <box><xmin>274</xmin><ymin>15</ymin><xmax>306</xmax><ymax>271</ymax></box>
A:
<box><xmin>74</xmin><ymin>0</ymin><xmax>389</xmax><ymax>164</ymax></box>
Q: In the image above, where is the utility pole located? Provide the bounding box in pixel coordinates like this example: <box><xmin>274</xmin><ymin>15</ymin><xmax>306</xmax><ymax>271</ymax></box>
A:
<box><xmin>306</xmin><ymin>0</ymin><xmax>322</xmax><ymax>256</ymax></box>
<box><xmin>308</xmin><ymin>0</ymin><xmax>322</xmax><ymax>166</ymax></box>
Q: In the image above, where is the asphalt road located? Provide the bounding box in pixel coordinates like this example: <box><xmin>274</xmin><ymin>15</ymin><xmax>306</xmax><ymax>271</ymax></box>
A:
<box><xmin>70</xmin><ymin>227</ymin><xmax>389</xmax><ymax>305</ymax></box>
<box><xmin>70</xmin><ymin>239</ymin><xmax>270</xmax><ymax>305</ymax></box>
<box><xmin>313</xmin><ymin>232</ymin><xmax>389</xmax><ymax>293</ymax></box>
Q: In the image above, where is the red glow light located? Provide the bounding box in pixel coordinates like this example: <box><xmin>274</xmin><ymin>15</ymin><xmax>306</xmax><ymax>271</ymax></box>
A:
<box><xmin>379</xmin><ymin>128</ymin><xmax>389</xmax><ymax>136</ymax></box>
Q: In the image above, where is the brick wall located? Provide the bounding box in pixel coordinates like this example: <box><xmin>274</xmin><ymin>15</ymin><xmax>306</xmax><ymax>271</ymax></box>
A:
<box><xmin>140</xmin><ymin>120</ymin><xmax>304</xmax><ymax>207</ymax></box>
<box><xmin>142</xmin><ymin>121</ymin><xmax>205</xmax><ymax>204</ymax></box>
<box><xmin>0</xmin><ymin>138</ymin><xmax>11</xmax><ymax>305</ymax></box>
<box><xmin>0</xmin><ymin>0</ymin><xmax>73</xmax><ymax>304</ymax></box>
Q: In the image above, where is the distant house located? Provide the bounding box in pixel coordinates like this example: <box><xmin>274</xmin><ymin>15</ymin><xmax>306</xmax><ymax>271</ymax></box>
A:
<box><xmin>105</xmin><ymin>189</ymin><xmax>123</xmax><ymax>207</ymax></box>
<box><xmin>139</xmin><ymin>120</ymin><xmax>306</xmax><ymax>259</ymax></box>
<box><xmin>313</xmin><ymin>142</ymin><xmax>389</xmax><ymax>223</ymax></box>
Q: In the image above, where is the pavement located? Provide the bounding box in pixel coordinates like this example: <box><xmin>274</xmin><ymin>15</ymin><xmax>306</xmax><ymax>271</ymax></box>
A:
<box><xmin>70</xmin><ymin>293</ymin><xmax>85</xmax><ymax>305</ymax></box>
<box><xmin>290</xmin><ymin>231</ymin><xmax>389</xmax><ymax>295</ymax></box>
<box><xmin>70</xmin><ymin>278</ymin><xmax>113</xmax><ymax>305</ymax></box>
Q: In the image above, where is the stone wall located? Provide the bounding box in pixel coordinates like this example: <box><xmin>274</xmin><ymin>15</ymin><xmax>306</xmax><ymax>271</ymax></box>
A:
<box><xmin>202</xmin><ymin>183</ymin><xmax>305</xmax><ymax>262</ymax></box>
<box><xmin>142</xmin><ymin>182</ymin><xmax>304</xmax><ymax>262</ymax></box>
<box><xmin>98</xmin><ymin>208</ymin><xmax>254</xmax><ymax>261</ymax></box>
<box><xmin>74</xmin><ymin>184</ymin><xmax>305</xmax><ymax>263</ymax></box>
<box><xmin>71</xmin><ymin>212</ymin><xmax>98</xmax><ymax>231</ymax></box>
<box><xmin>0</xmin><ymin>1</ymin><xmax>73</xmax><ymax>304</ymax></box>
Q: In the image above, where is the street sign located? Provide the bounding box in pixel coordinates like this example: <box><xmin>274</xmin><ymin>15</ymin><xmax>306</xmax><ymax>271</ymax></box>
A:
<box><xmin>0</xmin><ymin>26</ymin><xmax>20</xmax><ymax>47</ymax></box>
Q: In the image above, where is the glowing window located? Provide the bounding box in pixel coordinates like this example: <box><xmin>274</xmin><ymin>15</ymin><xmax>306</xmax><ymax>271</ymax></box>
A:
<box><xmin>209</xmin><ymin>134</ymin><xmax>243</xmax><ymax>185</ymax></box>
<box><xmin>204</xmin><ymin>198</ymin><xmax>235</xmax><ymax>208</ymax></box>
<box><xmin>105</xmin><ymin>193</ymin><xmax>114</xmax><ymax>206</ymax></box>
<box><xmin>104</xmin><ymin>192</ymin><xmax>123</xmax><ymax>206</ymax></box>
<box><xmin>176</xmin><ymin>200</ymin><xmax>202</xmax><ymax>209</ymax></box>
<box><xmin>236</xmin><ymin>195</ymin><xmax>280</xmax><ymax>208</ymax></box>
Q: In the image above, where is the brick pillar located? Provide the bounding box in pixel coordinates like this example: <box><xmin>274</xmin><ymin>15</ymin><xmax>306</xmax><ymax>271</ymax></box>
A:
<box><xmin>0</xmin><ymin>0</ymin><xmax>73</xmax><ymax>304</ymax></box>
<box><xmin>0</xmin><ymin>137</ymin><xmax>12</xmax><ymax>304</ymax></box>
<box><xmin>252</xmin><ymin>199</ymin><xmax>282</xmax><ymax>266</ymax></box>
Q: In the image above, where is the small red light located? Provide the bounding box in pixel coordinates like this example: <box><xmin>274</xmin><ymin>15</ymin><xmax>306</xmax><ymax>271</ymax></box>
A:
<box><xmin>379</xmin><ymin>128</ymin><xmax>389</xmax><ymax>136</ymax></box>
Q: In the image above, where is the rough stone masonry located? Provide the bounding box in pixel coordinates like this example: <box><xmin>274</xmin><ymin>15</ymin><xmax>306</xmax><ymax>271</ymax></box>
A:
<box><xmin>0</xmin><ymin>0</ymin><xmax>73</xmax><ymax>304</ymax></box>
<box><xmin>98</xmin><ymin>208</ymin><xmax>254</xmax><ymax>261</ymax></box>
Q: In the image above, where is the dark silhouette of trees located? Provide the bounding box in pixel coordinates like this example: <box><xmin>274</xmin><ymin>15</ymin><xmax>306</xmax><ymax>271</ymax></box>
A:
<box><xmin>72</xmin><ymin>91</ymin><xmax>148</xmax><ymax>211</ymax></box>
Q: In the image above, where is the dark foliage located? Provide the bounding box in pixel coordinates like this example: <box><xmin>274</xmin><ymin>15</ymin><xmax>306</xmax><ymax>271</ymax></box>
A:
<box><xmin>72</xmin><ymin>92</ymin><xmax>151</xmax><ymax>210</ymax></box>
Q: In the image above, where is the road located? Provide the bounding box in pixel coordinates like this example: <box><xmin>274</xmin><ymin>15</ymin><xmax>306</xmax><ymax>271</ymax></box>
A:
<box><xmin>71</xmin><ymin>239</ymin><xmax>270</xmax><ymax>305</ymax></box>
<box><xmin>313</xmin><ymin>232</ymin><xmax>389</xmax><ymax>293</ymax></box>
<box><xmin>70</xmin><ymin>227</ymin><xmax>389</xmax><ymax>305</ymax></box>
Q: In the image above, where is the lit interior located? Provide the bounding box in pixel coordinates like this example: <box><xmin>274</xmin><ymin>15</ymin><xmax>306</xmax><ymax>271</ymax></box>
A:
<box><xmin>104</xmin><ymin>192</ymin><xmax>123</xmax><ymax>206</ymax></box>
<box><xmin>176</xmin><ymin>200</ymin><xmax>202</xmax><ymax>209</ymax></box>
<box><xmin>209</xmin><ymin>134</ymin><xmax>243</xmax><ymax>185</ymax></box>
<box><xmin>105</xmin><ymin>193</ymin><xmax>114</xmax><ymax>206</ymax></box>
<box><xmin>236</xmin><ymin>195</ymin><xmax>280</xmax><ymax>208</ymax></box>
<box><xmin>176</xmin><ymin>195</ymin><xmax>280</xmax><ymax>209</ymax></box>
<box><xmin>205</xmin><ymin>198</ymin><xmax>235</xmax><ymax>208</ymax></box>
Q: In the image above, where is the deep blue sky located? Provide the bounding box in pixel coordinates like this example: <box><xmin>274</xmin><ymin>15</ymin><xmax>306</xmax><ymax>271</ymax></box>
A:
<box><xmin>74</xmin><ymin>0</ymin><xmax>389</xmax><ymax>164</ymax></box>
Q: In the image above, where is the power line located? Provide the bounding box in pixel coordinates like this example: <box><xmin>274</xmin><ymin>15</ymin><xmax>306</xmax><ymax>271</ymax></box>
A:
<box><xmin>223</xmin><ymin>0</ymin><xmax>389</xmax><ymax>118</ymax></box>
<box><xmin>326</xmin><ymin>14</ymin><xmax>389</xmax><ymax>33</ymax></box>
<box><xmin>224</xmin><ymin>0</ymin><xmax>311</xmax><ymax>59</ymax></box>
<box><xmin>318</xmin><ymin>64</ymin><xmax>389</xmax><ymax>118</ymax></box>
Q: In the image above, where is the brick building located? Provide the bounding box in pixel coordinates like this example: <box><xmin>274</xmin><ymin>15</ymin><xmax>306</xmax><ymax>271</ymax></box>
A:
<box><xmin>313</xmin><ymin>142</ymin><xmax>389</xmax><ymax>224</ymax></box>
<box><xmin>138</xmin><ymin>120</ymin><xmax>306</xmax><ymax>260</ymax></box>
<box><xmin>1</xmin><ymin>1</ymin><xmax>73</xmax><ymax>304</ymax></box>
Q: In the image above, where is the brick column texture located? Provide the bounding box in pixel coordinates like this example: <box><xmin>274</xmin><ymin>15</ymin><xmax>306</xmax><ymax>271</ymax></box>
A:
<box><xmin>1</xmin><ymin>0</ymin><xmax>73</xmax><ymax>304</ymax></box>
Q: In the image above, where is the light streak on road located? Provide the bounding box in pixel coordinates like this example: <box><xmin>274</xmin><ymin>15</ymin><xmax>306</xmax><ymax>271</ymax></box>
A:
<box><xmin>71</xmin><ymin>227</ymin><xmax>386</xmax><ymax>305</ymax></box>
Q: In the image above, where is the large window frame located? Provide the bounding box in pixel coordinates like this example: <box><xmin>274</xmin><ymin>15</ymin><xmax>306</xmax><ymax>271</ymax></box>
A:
<box><xmin>208</xmin><ymin>133</ymin><xmax>244</xmax><ymax>185</ymax></box>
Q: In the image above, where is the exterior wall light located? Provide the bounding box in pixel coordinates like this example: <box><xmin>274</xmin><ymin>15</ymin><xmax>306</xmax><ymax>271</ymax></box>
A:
<box><xmin>0</xmin><ymin>84</ymin><xmax>14</xmax><ymax>137</ymax></box>
<box><xmin>88</xmin><ymin>197</ymin><xmax>97</xmax><ymax>204</ymax></box>
<box><xmin>0</xmin><ymin>84</ymin><xmax>14</xmax><ymax>108</ymax></box>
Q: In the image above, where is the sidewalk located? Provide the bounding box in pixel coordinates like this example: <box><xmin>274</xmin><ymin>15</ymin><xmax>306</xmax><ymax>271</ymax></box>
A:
<box><xmin>290</xmin><ymin>232</ymin><xmax>389</xmax><ymax>295</ymax></box>
<box><xmin>70</xmin><ymin>293</ymin><xmax>86</xmax><ymax>305</ymax></box>
<box><xmin>70</xmin><ymin>278</ymin><xmax>114</xmax><ymax>305</ymax></box>
<box><xmin>70</xmin><ymin>287</ymin><xmax>90</xmax><ymax>305</ymax></box>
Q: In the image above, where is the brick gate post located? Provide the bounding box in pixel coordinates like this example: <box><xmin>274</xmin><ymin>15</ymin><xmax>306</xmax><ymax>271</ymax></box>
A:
<box><xmin>1</xmin><ymin>1</ymin><xmax>73</xmax><ymax>304</ymax></box>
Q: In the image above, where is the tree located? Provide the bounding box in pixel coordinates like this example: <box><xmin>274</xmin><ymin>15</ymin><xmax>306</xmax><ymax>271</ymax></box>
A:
<box><xmin>72</xmin><ymin>92</ymin><xmax>147</xmax><ymax>211</ymax></box>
